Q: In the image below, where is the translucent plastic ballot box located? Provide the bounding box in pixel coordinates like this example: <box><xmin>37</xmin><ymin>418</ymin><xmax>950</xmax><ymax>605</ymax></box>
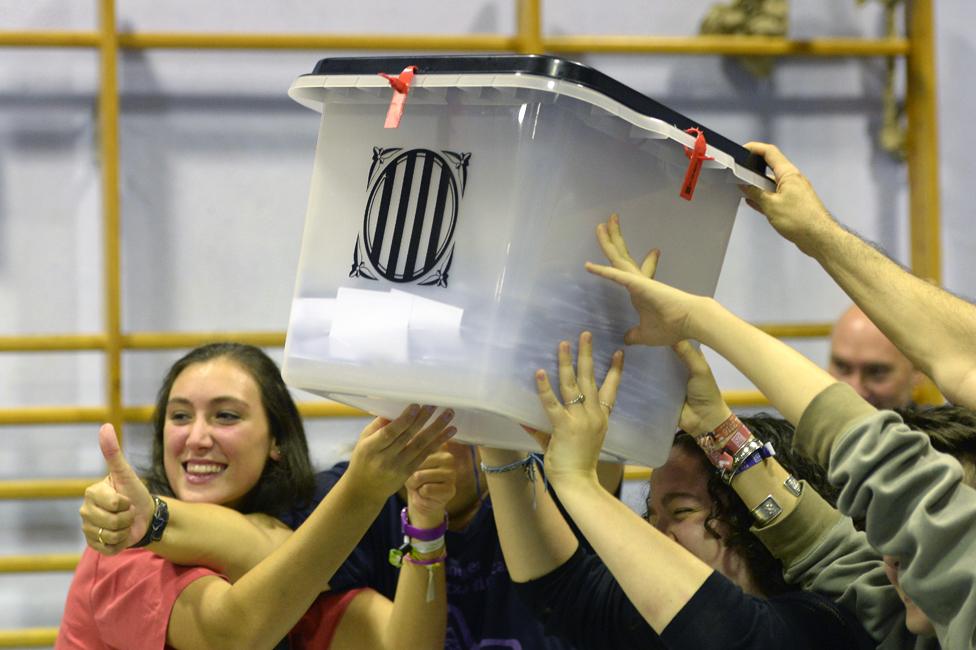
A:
<box><xmin>284</xmin><ymin>55</ymin><xmax>773</xmax><ymax>467</ymax></box>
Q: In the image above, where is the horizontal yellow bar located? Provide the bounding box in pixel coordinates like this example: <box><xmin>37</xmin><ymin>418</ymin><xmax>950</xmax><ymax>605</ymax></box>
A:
<box><xmin>122</xmin><ymin>401</ymin><xmax>366</xmax><ymax>424</ymax></box>
<box><xmin>0</xmin><ymin>395</ymin><xmax>770</xmax><ymax>426</ymax></box>
<box><xmin>623</xmin><ymin>465</ymin><xmax>651</xmax><ymax>481</ymax></box>
<box><xmin>0</xmin><ymin>478</ymin><xmax>96</xmax><ymax>500</ymax></box>
<box><xmin>0</xmin><ymin>31</ymin><xmax>99</xmax><ymax>48</ymax></box>
<box><xmin>0</xmin><ymin>334</ymin><xmax>107</xmax><ymax>352</ymax></box>
<box><xmin>0</xmin><ymin>322</ymin><xmax>830</xmax><ymax>356</ymax></box>
<box><xmin>0</xmin><ymin>554</ymin><xmax>79</xmax><ymax>573</ymax></box>
<box><xmin>546</xmin><ymin>35</ymin><xmax>910</xmax><ymax>57</ymax></box>
<box><xmin>121</xmin><ymin>330</ymin><xmax>286</xmax><ymax>350</ymax></box>
<box><xmin>0</xmin><ymin>406</ymin><xmax>107</xmax><ymax>425</ymax></box>
<box><xmin>0</xmin><ymin>628</ymin><xmax>58</xmax><ymax>648</ymax></box>
<box><xmin>0</xmin><ymin>400</ymin><xmax>363</xmax><ymax>427</ymax></box>
<box><xmin>298</xmin><ymin>402</ymin><xmax>369</xmax><ymax>418</ymax></box>
<box><xmin>118</xmin><ymin>32</ymin><xmax>516</xmax><ymax>51</ymax></box>
<box><xmin>0</xmin><ymin>30</ymin><xmax>908</xmax><ymax>58</ymax></box>
<box><xmin>756</xmin><ymin>323</ymin><xmax>832</xmax><ymax>338</ymax></box>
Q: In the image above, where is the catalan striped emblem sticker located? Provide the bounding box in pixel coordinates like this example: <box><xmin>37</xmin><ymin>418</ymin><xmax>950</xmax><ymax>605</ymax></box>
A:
<box><xmin>351</xmin><ymin>147</ymin><xmax>470</xmax><ymax>288</ymax></box>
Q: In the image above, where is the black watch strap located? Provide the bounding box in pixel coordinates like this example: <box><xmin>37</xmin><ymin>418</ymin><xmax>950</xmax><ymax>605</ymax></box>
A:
<box><xmin>132</xmin><ymin>495</ymin><xmax>169</xmax><ymax>548</ymax></box>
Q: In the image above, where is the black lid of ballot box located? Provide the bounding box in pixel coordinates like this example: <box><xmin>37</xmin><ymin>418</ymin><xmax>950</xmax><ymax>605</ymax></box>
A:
<box><xmin>306</xmin><ymin>54</ymin><xmax>766</xmax><ymax>177</ymax></box>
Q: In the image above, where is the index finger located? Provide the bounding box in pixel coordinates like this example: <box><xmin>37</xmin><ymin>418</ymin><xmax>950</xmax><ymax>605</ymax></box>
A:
<box><xmin>361</xmin><ymin>404</ymin><xmax>425</xmax><ymax>449</ymax></box>
<box><xmin>743</xmin><ymin>142</ymin><xmax>799</xmax><ymax>180</ymax></box>
<box><xmin>399</xmin><ymin>410</ymin><xmax>458</xmax><ymax>470</ymax></box>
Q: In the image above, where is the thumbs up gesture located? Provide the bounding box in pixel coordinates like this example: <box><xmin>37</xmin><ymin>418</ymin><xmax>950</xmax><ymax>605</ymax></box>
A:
<box><xmin>79</xmin><ymin>424</ymin><xmax>155</xmax><ymax>555</ymax></box>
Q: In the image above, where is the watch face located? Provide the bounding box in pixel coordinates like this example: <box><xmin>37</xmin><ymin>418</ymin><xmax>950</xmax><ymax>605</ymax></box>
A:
<box><xmin>752</xmin><ymin>495</ymin><xmax>783</xmax><ymax>524</ymax></box>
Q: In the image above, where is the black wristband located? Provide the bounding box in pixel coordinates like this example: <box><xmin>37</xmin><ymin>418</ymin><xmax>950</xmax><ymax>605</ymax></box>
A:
<box><xmin>131</xmin><ymin>495</ymin><xmax>169</xmax><ymax>548</ymax></box>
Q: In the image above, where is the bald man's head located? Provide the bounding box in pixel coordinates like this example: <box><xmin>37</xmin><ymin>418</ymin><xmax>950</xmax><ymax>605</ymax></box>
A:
<box><xmin>829</xmin><ymin>306</ymin><xmax>921</xmax><ymax>409</ymax></box>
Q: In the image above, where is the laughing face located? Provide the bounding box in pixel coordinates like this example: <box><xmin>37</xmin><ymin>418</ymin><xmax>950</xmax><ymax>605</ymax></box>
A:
<box><xmin>162</xmin><ymin>357</ymin><xmax>279</xmax><ymax>509</ymax></box>
<box><xmin>646</xmin><ymin>445</ymin><xmax>759</xmax><ymax>596</ymax></box>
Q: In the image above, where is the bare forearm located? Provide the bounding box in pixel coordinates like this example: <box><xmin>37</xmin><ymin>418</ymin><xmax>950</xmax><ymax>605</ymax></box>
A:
<box><xmin>550</xmin><ymin>473</ymin><xmax>711</xmax><ymax>633</ymax></box>
<box><xmin>380</xmin><ymin>556</ymin><xmax>446</xmax><ymax>650</ymax></box>
<box><xmin>689</xmin><ymin>299</ymin><xmax>835</xmax><ymax>425</ymax></box>
<box><xmin>804</xmin><ymin>220</ymin><xmax>976</xmax><ymax>407</ymax></box>
<box><xmin>480</xmin><ymin>447</ymin><xmax>578</xmax><ymax>582</ymax></box>
<box><xmin>150</xmin><ymin>499</ymin><xmax>287</xmax><ymax>582</ymax></box>
<box><xmin>218</xmin><ymin>476</ymin><xmax>389</xmax><ymax>648</ymax></box>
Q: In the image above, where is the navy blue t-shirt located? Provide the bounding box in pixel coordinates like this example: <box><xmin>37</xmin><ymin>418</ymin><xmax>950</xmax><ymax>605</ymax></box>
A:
<box><xmin>282</xmin><ymin>462</ymin><xmax>575</xmax><ymax>650</ymax></box>
<box><xmin>516</xmin><ymin>546</ymin><xmax>876</xmax><ymax>650</ymax></box>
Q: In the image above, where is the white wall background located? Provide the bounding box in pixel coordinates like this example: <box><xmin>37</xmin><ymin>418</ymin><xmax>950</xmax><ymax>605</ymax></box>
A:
<box><xmin>1</xmin><ymin>1</ymin><xmax>973</xmax><ymax>643</ymax></box>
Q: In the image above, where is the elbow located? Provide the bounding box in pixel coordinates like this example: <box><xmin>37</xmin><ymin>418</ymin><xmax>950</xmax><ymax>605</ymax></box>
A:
<box><xmin>932</xmin><ymin>365</ymin><xmax>976</xmax><ymax>410</ymax></box>
<box><xmin>192</xmin><ymin>601</ymin><xmax>269</xmax><ymax>650</ymax></box>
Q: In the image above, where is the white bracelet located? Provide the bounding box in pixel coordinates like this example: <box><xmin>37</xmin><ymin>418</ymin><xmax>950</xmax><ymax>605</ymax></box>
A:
<box><xmin>409</xmin><ymin>536</ymin><xmax>445</xmax><ymax>554</ymax></box>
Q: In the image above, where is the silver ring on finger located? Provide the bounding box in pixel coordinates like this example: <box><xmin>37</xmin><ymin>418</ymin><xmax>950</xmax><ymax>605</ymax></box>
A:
<box><xmin>599</xmin><ymin>400</ymin><xmax>614</xmax><ymax>413</ymax></box>
<box><xmin>566</xmin><ymin>393</ymin><xmax>586</xmax><ymax>406</ymax></box>
<box><xmin>97</xmin><ymin>527</ymin><xmax>105</xmax><ymax>545</ymax></box>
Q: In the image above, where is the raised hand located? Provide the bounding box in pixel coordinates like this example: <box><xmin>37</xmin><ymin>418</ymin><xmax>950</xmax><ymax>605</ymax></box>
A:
<box><xmin>534</xmin><ymin>332</ymin><xmax>624</xmax><ymax>483</ymax></box>
<box><xmin>404</xmin><ymin>448</ymin><xmax>456</xmax><ymax>530</ymax></box>
<box><xmin>346</xmin><ymin>405</ymin><xmax>457</xmax><ymax>501</ymax></box>
<box><xmin>671</xmin><ymin>340</ymin><xmax>732</xmax><ymax>437</ymax></box>
<box><xmin>585</xmin><ymin>214</ymin><xmax>706</xmax><ymax>347</ymax></box>
<box><xmin>739</xmin><ymin>142</ymin><xmax>836</xmax><ymax>256</ymax></box>
<box><xmin>80</xmin><ymin>424</ymin><xmax>154</xmax><ymax>555</ymax></box>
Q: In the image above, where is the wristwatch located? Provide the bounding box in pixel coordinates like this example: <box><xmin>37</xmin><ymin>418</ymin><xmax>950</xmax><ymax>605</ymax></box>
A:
<box><xmin>750</xmin><ymin>495</ymin><xmax>783</xmax><ymax>526</ymax></box>
<box><xmin>131</xmin><ymin>495</ymin><xmax>169</xmax><ymax>548</ymax></box>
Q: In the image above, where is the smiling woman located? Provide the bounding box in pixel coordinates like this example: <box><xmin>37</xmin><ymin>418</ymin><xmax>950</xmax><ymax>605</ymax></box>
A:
<box><xmin>144</xmin><ymin>343</ymin><xmax>314</xmax><ymax>517</ymax></box>
<box><xmin>58</xmin><ymin>342</ymin><xmax>458</xmax><ymax>650</ymax></box>
<box><xmin>481</xmin><ymin>332</ymin><xmax>874</xmax><ymax>650</ymax></box>
<box><xmin>163</xmin><ymin>358</ymin><xmax>291</xmax><ymax>509</ymax></box>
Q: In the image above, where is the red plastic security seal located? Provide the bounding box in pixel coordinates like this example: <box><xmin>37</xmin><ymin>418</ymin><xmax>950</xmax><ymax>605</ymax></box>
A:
<box><xmin>680</xmin><ymin>127</ymin><xmax>713</xmax><ymax>201</ymax></box>
<box><xmin>378</xmin><ymin>65</ymin><xmax>418</xmax><ymax>129</ymax></box>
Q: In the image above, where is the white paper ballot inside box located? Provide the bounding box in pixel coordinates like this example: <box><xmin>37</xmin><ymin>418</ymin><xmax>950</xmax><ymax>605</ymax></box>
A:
<box><xmin>282</xmin><ymin>55</ymin><xmax>773</xmax><ymax>467</ymax></box>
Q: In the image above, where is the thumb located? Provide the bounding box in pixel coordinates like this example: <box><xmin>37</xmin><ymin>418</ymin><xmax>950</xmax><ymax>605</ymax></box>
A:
<box><xmin>521</xmin><ymin>424</ymin><xmax>551</xmax><ymax>451</ymax></box>
<box><xmin>98</xmin><ymin>424</ymin><xmax>138</xmax><ymax>489</ymax></box>
<box><xmin>672</xmin><ymin>340</ymin><xmax>708</xmax><ymax>374</ymax></box>
<box><xmin>640</xmin><ymin>248</ymin><xmax>660</xmax><ymax>279</ymax></box>
<box><xmin>739</xmin><ymin>185</ymin><xmax>771</xmax><ymax>212</ymax></box>
<box><xmin>623</xmin><ymin>327</ymin><xmax>644</xmax><ymax>346</ymax></box>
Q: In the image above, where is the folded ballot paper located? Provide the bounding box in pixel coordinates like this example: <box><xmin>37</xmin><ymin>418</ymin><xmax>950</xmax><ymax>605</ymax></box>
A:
<box><xmin>283</xmin><ymin>55</ymin><xmax>773</xmax><ymax>467</ymax></box>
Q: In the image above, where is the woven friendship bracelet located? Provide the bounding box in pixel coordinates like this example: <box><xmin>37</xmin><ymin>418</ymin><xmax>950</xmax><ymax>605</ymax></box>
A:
<box><xmin>481</xmin><ymin>454</ymin><xmax>547</xmax><ymax>509</ymax></box>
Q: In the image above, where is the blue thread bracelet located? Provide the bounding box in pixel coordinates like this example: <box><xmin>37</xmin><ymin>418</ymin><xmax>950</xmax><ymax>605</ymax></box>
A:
<box><xmin>729</xmin><ymin>442</ymin><xmax>776</xmax><ymax>481</ymax></box>
<box><xmin>480</xmin><ymin>454</ymin><xmax>547</xmax><ymax>509</ymax></box>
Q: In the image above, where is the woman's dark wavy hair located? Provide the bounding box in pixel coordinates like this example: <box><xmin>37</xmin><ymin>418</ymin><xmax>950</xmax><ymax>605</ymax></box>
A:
<box><xmin>897</xmin><ymin>403</ymin><xmax>976</xmax><ymax>487</ymax></box>
<box><xmin>143</xmin><ymin>342</ymin><xmax>315</xmax><ymax>517</ymax></box>
<box><xmin>653</xmin><ymin>414</ymin><xmax>838</xmax><ymax>598</ymax></box>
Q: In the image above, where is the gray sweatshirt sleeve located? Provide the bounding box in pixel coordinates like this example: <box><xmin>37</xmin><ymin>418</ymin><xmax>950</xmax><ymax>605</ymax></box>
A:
<box><xmin>797</xmin><ymin>383</ymin><xmax>976</xmax><ymax>649</ymax></box>
<box><xmin>752</xmin><ymin>477</ymin><xmax>930</xmax><ymax>649</ymax></box>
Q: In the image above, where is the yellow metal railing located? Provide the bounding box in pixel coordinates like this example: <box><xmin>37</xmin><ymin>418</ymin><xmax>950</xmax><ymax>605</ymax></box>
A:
<box><xmin>0</xmin><ymin>0</ymin><xmax>939</xmax><ymax>645</ymax></box>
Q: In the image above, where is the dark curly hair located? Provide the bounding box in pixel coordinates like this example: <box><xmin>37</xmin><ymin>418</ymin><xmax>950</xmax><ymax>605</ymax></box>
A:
<box><xmin>649</xmin><ymin>414</ymin><xmax>834</xmax><ymax>597</ymax></box>
<box><xmin>897</xmin><ymin>403</ymin><xmax>976</xmax><ymax>487</ymax></box>
<box><xmin>142</xmin><ymin>342</ymin><xmax>315</xmax><ymax>517</ymax></box>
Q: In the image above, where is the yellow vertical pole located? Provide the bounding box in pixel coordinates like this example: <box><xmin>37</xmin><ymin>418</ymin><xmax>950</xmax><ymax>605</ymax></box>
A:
<box><xmin>517</xmin><ymin>0</ymin><xmax>543</xmax><ymax>54</ymax></box>
<box><xmin>98</xmin><ymin>0</ymin><xmax>124</xmax><ymax>439</ymax></box>
<box><xmin>905</xmin><ymin>0</ymin><xmax>941</xmax><ymax>285</ymax></box>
